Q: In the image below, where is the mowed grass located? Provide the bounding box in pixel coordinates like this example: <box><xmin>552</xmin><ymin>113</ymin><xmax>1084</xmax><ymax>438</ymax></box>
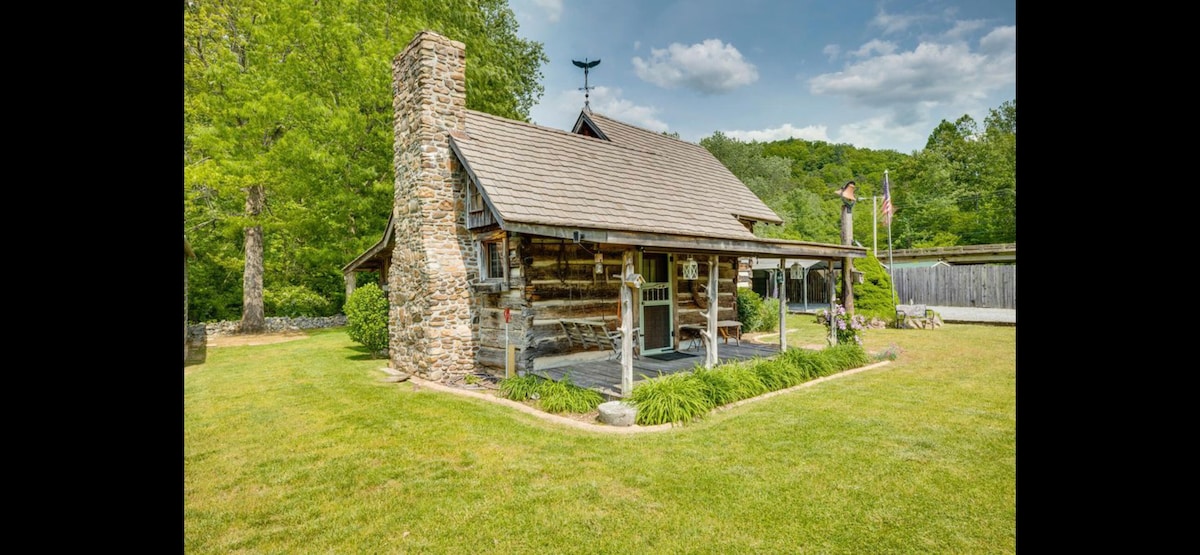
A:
<box><xmin>185</xmin><ymin>323</ymin><xmax>1015</xmax><ymax>553</ymax></box>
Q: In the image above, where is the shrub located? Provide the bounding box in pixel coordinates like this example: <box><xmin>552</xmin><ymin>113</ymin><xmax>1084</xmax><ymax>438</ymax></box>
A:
<box><xmin>820</xmin><ymin>302</ymin><xmax>867</xmax><ymax>346</ymax></box>
<box><xmin>537</xmin><ymin>375</ymin><xmax>605</xmax><ymax>414</ymax></box>
<box><xmin>690</xmin><ymin>366</ymin><xmax>739</xmax><ymax>407</ymax></box>
<box><xmin>719</xmin><ymin>363</ymin><xmax>770</xmax><ymax>402</ymax></box>
<box><xmin>852</xmin><ymin>251</ymin><xmax>897</xmax><ymax>321</ymax></box>
<box><xmin>757</xmin><ymin>297</ymin><xmax>780</xmax><ymax>332</ymax></box>
<box><xmin>498</xmin><ymin>374</ymin><xmax>603</xmax><ymax>413</ymax></box>
<box><xmin>498</xmin><ymin>374</ymin><xmax>545</xmax><ymax>402</ymax></box>
<box><xmin>736</xmin><ymin>287</ymin><xmax>764</xmax><ymax>332</ymax></box>
<box><xmin>629</xmin><ymin>373</ymin><xmax>712</xmax><ymax>425</ymax></box>
<box><xmin>824</xmin><ymin>343</ymin><xmax>871</xmax><ymax>371</ymax></box>
<box><xmin>778</xmin><ymin>347</ymin><xmax>835</xmax><ymax>380</ymax></box>
<box><xmin>265</xmin><ymin>285</ymin><xmax>332</xmax><ymax>318</ymax></box>
<box><xmin>344</xmin><ymin>283</ymin><xmax>389</xmax><ymax>355</ymax></box>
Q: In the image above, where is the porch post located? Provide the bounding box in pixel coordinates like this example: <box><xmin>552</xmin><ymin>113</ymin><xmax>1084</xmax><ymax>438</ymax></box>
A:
<box><xmin>828</xmin><ymin>258</ymin><xmax>838</xmax><ymax>346</ymax></box>
<box><xmin>620</xmin><ymin>249</ymin><xmax>635</xmax><ymax>396</ymax></box>
<box><xmin>704</xmin><ymin>254</ymin><xmax>719</xmax><ymax>369</ymax></box>
<box><xmin>779</xmin><ymin>257</ymin><xmax>787</xmax><ymax>351</ymax></box>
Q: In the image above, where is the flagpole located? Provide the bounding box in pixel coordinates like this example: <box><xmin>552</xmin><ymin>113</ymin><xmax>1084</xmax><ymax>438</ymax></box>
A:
<box><xmin>885</xmin><ymin>169</ymin><xmax>897</xmax><ymax>305</ymax></box>
<box><xmin>872</xmin><ymin>195</ymin><xmax>878</xmax><ymax>257</ymax></box>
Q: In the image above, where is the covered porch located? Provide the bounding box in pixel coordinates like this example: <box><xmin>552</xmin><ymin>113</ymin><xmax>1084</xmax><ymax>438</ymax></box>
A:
<box><xmin>532</xmin><ymin>340</ymin><xmax>781</xmax><ymax>398</ymax></box>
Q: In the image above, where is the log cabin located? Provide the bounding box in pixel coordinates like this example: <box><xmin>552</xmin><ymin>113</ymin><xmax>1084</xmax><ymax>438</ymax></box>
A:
<box><xmin>343</xmin><ymin>31</ymin><xmax>866</xmax><ymax>396</ymax></box>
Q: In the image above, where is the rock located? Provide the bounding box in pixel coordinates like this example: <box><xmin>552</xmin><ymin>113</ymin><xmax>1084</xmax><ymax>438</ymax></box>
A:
<box><xmin>598</xmin><ymin>401</ymin><xmax>637</xmax><ymax>427</ymax></box>
<box><xmin>383</xmin><ymin>373</ymin><xmax>411</xmax><ymax>383</ymax></box>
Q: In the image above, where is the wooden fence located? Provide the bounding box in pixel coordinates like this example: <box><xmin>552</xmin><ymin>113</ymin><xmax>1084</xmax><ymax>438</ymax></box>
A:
<box><xmin>889</xmin><ymin>265</ymin><xmax>1016</xmax><ymax>308</ymax></box>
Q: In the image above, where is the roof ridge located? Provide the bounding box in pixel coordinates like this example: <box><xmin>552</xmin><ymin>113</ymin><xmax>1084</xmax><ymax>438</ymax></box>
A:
<box><xmin>466</xmin><ymin>109</ymin><xmax>675</xmax><ymax>159</ymax></box>
<box><xmin>586</xmin><ymin>112</ymin><xmax>700</xmax><ymax>147</ymax></box>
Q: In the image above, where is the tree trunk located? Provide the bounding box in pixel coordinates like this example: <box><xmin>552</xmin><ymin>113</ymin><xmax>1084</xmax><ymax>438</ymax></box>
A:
<box><xmin>241</xmin><ymin>184</ymin><xmax>265</xmax><ymax>334</ymax></box>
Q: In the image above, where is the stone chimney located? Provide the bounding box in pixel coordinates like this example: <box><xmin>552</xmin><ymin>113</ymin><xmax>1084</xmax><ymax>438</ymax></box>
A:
<box><xmin>388</xmin><ymin>31</ymin><xmax>476</xmax><ymax>381</ymax></box>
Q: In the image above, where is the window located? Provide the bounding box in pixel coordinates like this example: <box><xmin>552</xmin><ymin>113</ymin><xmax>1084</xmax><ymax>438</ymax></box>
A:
<box><xmin>482</xmin><ymin>240</ymin><xmax>505</xmax><ymax>280</ymax></box>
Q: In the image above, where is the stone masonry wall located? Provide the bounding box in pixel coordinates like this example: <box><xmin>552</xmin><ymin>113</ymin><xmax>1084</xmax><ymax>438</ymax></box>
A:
<box><xmin>203</xmin><ymin>315</ymin><xmax>348</xmax><ymax>337</ymax></box>
<box><xmin>387</xmin><ymin>31</ymin><xmax>478</xmax><ymax>381</ymax></box>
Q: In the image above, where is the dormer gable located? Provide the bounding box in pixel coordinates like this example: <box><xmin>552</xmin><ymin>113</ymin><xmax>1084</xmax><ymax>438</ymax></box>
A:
<box><xmin>571</xmin><ymin>111</ymin><xmax>609</xmax><ymax>141</ymax></box>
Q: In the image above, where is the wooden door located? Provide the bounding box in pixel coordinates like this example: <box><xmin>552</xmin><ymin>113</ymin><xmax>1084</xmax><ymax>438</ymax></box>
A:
<box><xmin>639</xmin><ymin>253</ymin><xmax>673</xmax><ymax>355</ymax></box>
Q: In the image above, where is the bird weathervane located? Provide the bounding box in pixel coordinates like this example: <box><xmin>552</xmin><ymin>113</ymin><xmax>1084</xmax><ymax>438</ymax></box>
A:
<box><xmin>572</xmin><ymin>58</ymin><xmax>601</xmax><ymax>112</ymax></box>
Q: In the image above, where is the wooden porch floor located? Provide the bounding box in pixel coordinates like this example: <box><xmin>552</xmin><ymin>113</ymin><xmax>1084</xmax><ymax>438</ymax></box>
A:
<box><xmin>531</xmin><ymin>341</ymin><xmax>781</xmax><ymax>398</ymax></box>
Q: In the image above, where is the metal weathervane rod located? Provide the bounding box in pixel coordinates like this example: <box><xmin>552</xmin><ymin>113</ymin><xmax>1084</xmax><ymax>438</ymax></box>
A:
<box><xmin>572</xmin><ymin>58</ymin><xmax>600</xmax><ymax>111</ymax></box>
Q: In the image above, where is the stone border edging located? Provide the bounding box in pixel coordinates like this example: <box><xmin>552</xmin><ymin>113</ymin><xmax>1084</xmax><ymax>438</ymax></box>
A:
<box><xmin>381</xmin><ymin>359</ymin><xmax>892</xmax><ymax>434</ymax></box>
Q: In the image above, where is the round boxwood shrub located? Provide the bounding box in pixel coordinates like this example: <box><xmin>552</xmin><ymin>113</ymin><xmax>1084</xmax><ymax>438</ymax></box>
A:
<box><xmin>264</xmin><ymin>285</ymin><xmax>332</xmax><ymax>318</ymax></box>
<box><xmin>344</xmin><ymin>283</ymin><xmax>389</xmax><ymax>356</ymax></box>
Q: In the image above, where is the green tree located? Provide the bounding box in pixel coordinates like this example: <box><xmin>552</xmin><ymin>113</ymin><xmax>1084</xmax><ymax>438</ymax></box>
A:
<box><xmin>184</xmin><ymin>0</ymin><xmax>547</xmax><ymax>326</ymax></box>
<box><xmin>850</xmin><ymin>251</ymin><xmax>895</xmax><ymax>320</ymax></box>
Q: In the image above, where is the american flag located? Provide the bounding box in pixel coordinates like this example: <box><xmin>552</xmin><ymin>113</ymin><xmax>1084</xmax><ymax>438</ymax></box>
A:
<box><xmin>880</xmin><ymin>171</ymin><xmax>895</xmax><ymax>226</ymax></box>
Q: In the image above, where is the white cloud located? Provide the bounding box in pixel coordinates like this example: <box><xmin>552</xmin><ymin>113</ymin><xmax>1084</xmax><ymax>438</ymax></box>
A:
<box><xmin>633</xmin><ymin>40</ymin><xmax>641</xmax><ymax>50</ymax></box>
<box><xmin>870</xmin><ymin>9</ymin><xmax>928</xmax><ymax>34</ymax></box>
<box><xmin>834</xmin><ymin>116</ymin><xmax>927</xmax><ymax>153</ymax></box>
<box><xmin>532</xmin><ymin>0</ymin><xmax>562</xmax><ymax>22</ymax></box>
<box><xmin>944</xmin><ymin>19</ymin><xmax>987</xmax><ymax>40</ymax></box>
<box><xmin>542</xmin><ymin>86</ymin><xmax>669</xmax><ymax>133</ymax></box>
<box><xmin>808</xmin><ymin>26</ymin><xmax>1016</xmax><ymax>108</ymax></box>
<box><xmin>823</xmin><ymin>44</ymin><xmax>841</xmax><ymax>61</ymax></box>
<box><xmin>632</xmin><ymin>39</ymin><xmax>758</xmax><ymax>94</ymax></box>
<box><xmin>850</xmin><ymin>39</ymin><xmax>897</xmax><ymax>58</ymax></box>
<box><xmin>723</xmin><ymin>123</ymin><xmax>830</xmax><ymax>143</ymax></box>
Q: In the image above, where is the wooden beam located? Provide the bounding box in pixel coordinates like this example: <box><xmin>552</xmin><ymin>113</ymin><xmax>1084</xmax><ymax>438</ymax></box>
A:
<box><xmin>620</xmin><ymin>249</ymin><xmax>634</xmax><ymax>396</ymax></box>
<box><xmin>503</xmin><ymin>222</ymin><xmax>866</xmax><ymax>259</ymax></box>
<box><xmin>704</xmin><ymin>254</ymin><xmax>719</xmax><ymax>369</ymax></box>
<box><xmin>779</xmin><ymin>257</ymin><xmax>787</xmax><ymax>351</ymax></box>
<box><xmin>828</xmin><ymin>258</ymin><xmax>837</xmax><ymax>346</ymax></box>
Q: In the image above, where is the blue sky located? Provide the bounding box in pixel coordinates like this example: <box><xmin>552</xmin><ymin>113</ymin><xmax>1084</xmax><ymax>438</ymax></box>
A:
<box><xmin>507</xmin><ymin>0</ymin><xmax>1016</xmax><ymax>154</ymax></box>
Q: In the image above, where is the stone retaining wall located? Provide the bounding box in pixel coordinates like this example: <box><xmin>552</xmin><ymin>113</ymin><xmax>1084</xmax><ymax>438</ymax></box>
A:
<box><xmin>203</xmin><ymin>315</ymin><xmax>348</xmax><ymax>337</ymax></box>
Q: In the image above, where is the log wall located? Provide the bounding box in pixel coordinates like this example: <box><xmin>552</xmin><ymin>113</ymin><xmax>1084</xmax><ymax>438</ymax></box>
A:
<box><xmin>473</xmin><ymin>236</ymin><xmax>740</xmax><ymax>376</ymax></box>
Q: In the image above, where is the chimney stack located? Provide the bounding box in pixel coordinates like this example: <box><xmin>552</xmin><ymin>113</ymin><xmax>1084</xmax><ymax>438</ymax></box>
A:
<box><xmin>388</xmin><ymin>31</ymin><xmax>476</xmax><ymax>381</ymax></box>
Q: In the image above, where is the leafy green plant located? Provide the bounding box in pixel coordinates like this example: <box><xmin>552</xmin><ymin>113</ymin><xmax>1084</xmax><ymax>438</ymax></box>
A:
<box><xmin>824</xmin><ymin>343</ymin><xmax>871</xmax><ymax>371</ymax></box>
<box><xmin>751</xmin><ymin>358</ymin><xmax>791</xmax><ymax>391</ymax></box>
<box><xmin>850</xmin><ymin>251</ymin><xmax>896</xmax><ymax>321</ymax></box>
<box><xmin>264</xmin><ymin>285</ymin><xmax>333</xmax><ymax>317</ymax></box>
<box><xmin>820</xmin><ymin>302</ymin><xmax>867</xmax><ymax>346</ymax></box>
<box><xmin>874</xmin><ymin>343</ymin><xmax>903</xmax><ymax>361</ymax></box>
<box><xmin>499</xmin><ymin>374</ymin><xmax>603</xmax><ymax>413</ymax></box>
<box><xmin>736</xmin><ymin>287</ymin><xmax>765</xmax><ymax>332</ymax></box>
<box><xmin>343</xmin><ymin>283</ymin><xmax>389</xmax><ymax>355</ymax></box>
<box><xmin>718</xmin><ymin>363</ymin><xmax>770</xmax><ymax>402</ymax></box>
<box><xmin>537</xmin><ymin>374</ymin><xmax>605</xmax><ymax>414</ymax></box>
<box><xmin>690</xmin><ymin>366</ymin><xmax>740</xmax><ymax>407</ymax></box>
<box><xmin>757</xmin><ymin>297</ymin><xmax>781</xmax><ymax>332</ymax></box>
<box><xmin>629</xmin><ymin>373</ymin><xmax>713</xmax><ymax>425</ymax></box>
<box><xmin>778</xmin><ymin>347</ymin><xmax>835</xmax><ymax>381</ymax></box>
<box><xmin>498</xmin><ymin>374</ymin><xmax>546</xmax><ymax>402</ymax></box>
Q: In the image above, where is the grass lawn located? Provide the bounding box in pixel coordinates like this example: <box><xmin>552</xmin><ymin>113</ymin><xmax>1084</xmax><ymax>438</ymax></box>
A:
<box><xmin>184</xmin><ymin>320</ymin><xmax>1016</xmax><ymax>553</ymax></box>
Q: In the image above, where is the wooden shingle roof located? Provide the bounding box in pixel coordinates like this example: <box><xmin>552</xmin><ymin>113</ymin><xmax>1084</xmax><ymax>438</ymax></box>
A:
<box><xmin>450</xmin><ymin>109</ymin><xmax>782</xmax><ymax>241</ymax></box>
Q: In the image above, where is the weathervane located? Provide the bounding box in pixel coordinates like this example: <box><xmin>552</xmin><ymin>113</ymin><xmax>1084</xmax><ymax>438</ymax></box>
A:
<box><xmin>572</xmin><ymin>58</ymin><xmax>600</xmax><ymax>112</ymax></box>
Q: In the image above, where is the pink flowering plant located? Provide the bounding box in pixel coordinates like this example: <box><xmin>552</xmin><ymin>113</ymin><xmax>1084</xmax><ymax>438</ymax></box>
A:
<box><xmin>820</xmin><ymin>302</ymin><xmax>867</xmax><ymax>346</ymax></box>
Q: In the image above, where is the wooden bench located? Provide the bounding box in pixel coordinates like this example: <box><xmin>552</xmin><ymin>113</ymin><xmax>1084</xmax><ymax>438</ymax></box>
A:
<box><xmin>559</xmin><ymin>318</ymin><xmax>640</xmax><ymax>360</ymax></box>
<box><xmin>896</xmin><ymin>304</ymin><xmax>934</xmax><ymax>329</ymax></box>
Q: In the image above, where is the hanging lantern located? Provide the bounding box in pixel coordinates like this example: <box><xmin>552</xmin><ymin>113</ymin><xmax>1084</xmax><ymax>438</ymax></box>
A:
<box><xmin>594</xmin><ymin>252</ymin><xmax>603</xmax><ymax>274</ymax></box>
<box><xmin>682</xmin><ymin>256</ymin><xmax>699</xmax><ymax>280</ymax></box>
<box><xmin>789</xmin><ymin>262</ymin><xmax>803</xmax><ymax>280</ymax></box>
